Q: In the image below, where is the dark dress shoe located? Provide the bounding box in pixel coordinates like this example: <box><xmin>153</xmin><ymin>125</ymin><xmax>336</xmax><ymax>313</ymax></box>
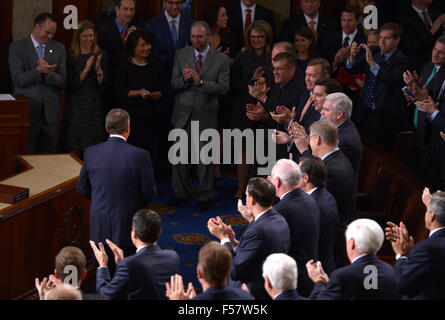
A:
<box><xmin>197</xmin><ymin>200</ymin><xmax>210</xmax><ymax>212</ymax></box>
<box><xmin>166</xmin><ymin>197</ymin><xmax>187</xmax><ymax>207</ymax></box>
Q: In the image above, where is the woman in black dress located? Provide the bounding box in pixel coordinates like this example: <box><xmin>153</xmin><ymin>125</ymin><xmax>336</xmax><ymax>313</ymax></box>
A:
<box><xmin>65</xmin><ymin>20</ymin><xmax>108</xmax><ymax>158</ymax></box>
<box><xmin>114</xmin><ymin>30</ymin><xmax>162</xmax><ymax>158</ymax></box>
<box><xmin>294</xmin><ymin>26</ymin><xmax>317</xmax><ymax>74</ymax></box>
<box><xmin>231</xmin><ymin>20</ymin><xmax>274</xmax><ymax>199</ymax></box>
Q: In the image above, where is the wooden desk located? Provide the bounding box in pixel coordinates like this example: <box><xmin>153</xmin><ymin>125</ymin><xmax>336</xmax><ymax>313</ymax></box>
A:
<box><xmin>0</xmin><ymin>94</ymin><xmax>29</xmax><ymax>180</ymax></box>
<box><xmin>0</xmin><ymin>154</ymin><xmax>94</xmax><ymax>300</ymax></box>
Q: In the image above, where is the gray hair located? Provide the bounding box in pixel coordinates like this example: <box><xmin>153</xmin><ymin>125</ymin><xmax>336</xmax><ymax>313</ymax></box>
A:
<box><xmin>44</xmin><ymin>285</ymin><xmax>82</xmax><ymax>300</ymax></box>
<box><xmin>428</xmin><ymin>192</ymin><xmax>445</xmax><ymax>227</ymax></box>
<box><xmin>262</xmin><ymin>253</ymin><xmax>298</xmax><ymax>291</ymax></box>
<box><xmin>345</xmin><ymin>219</ymin><xmax>384</xmax><ymax>254</ymax></box>
<box><xmin>105</xmin><ymin>108</ymin><xmax>130</xmax><ymax>135</ymax></box>
<box><xmin>272</xmin><ymin>159</ymin><xmax>302</xmax><ymax>187</ymax></box>
<box><xmin>192</xmin><ymin>20</ymin><xmax>211</xmax><ymax>35</ymax></box>
<box><xmin>325</xmin><ymin>92</ymin><xmax>353</xmax><ymax>119</ymax></box>
<box><xmin>310</xmin><ymin>120</ymin><xmax>339</xmax><ymax>147</ymax></box>
<box><xmin>273</xmin><ymin>41</ymin><xmax>297</xmax><ymax>59</ymax></box>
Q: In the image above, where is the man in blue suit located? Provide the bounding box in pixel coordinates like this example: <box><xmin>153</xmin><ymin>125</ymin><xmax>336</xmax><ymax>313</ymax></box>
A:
<box><xmin>307</xmin><ymin>219</ymin><xmax>398</xmax><ymax>300</ymax></box>
<box><xmin>386</xmin><ymin>189</ymin><xmax>445</xmax><ymax>299</ymax></box>
<box><xmin>166</xmin><ymin>242</ymin><xmax>252</xmax><ymax>300</ymax></box>
<box><xmin>269</xmin><ymin>159</ymin><xmax>320</xmax><ymax>297</ymax></box>
<box><xmin>91</xmin><ymin>210</ymin><xmax>180</xmax><ymax>300</ymax></box>
<box><xmin>208</xmin><ymin>178</ymin><xmax>290</xmax><ymax>300</ymax></box>
<box><xmin>299</xmin><ymin>156</ymin><xmax>339</xmax><ymax>275</ymax></box>
<box><xmin>78</xmin><ymin>109</ymin><xmax>157</xmax><ymax>268</ymax></box>
<box><xmin>263</xmin><ymin>253</ymin><xmax>307</xmax><ymax>300</ymax></box>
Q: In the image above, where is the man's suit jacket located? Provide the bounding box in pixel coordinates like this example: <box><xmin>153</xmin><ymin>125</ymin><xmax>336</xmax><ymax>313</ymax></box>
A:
<box><xmin>338</xmin><ymin>119</ymin><xmax>363</xmax><ymax>180</ymax></box>
<box><xmin>170</xmin><ymin>46</ymin><xmax>230</xmax><ymax>130</ymax></box>
<box><xmin>78</xmin><ymin>137</ymin><xmax>157</xmax><ymax>248</ymax></box>
<box><xmin>274</xmin><ymin>289</ymin><xmax>307</xmax><ymax>300</ymax></box>
<box><xmin>144</xmin><ymin>13</ymin><xmax>194</xmax><ymax>87</ymax></box>
<box><xmin>9</xmin><ymin>36</ymin><xmax>66</xmax><ymax>125</ymax></box>
<box><xmin>96</xmin><ymin>245</ymin><xmax>180</xmax><ymax>300</ymax></box>
<box><xmin>311</xmin><ymin>187</ymin><xmax>339</xmax><ymax>275</ymax></box>
<box><xmin>398</xmin><ymin>5</ymin><xmax>443</xmax><ymax>73</ymax></box>
<box><xmin>273</xmin><ymin>188</ymin><xmax>320</xmax><ymax>297</ymax></box>
<box><xmin>279</xmin><ymin>14</ymin><xmax>335</xmax><ymax>60</ymax></box>
<box><xmin>395</xmin><ymin>228</ymin><xmax>445</xmax><ymax>299</ymax></box>
<box><xmin>192</xmin><ymin>286</ymin><xmax>252</xmax><ymax>300</ymax></box>
<box><xmin>321</xmin><ymin>29</ymin><xmax>367</xmax><ymax>65</ymax></box>
<box><xmin>310</xmin><ymin>254</ymin><xmax>398</xmax><ymax>300</ymax></box>
<box><xmin>225</xmin><ymin>208</ymin><xmax>290</xmax><ymax>300</ymax></box>
<box><xmin>228</xmin><ymin>2</ymin><xmax>275</xmax><ymax>58</ymax></box>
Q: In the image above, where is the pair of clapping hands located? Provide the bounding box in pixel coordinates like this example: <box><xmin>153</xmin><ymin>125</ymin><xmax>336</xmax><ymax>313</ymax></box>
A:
<box><xmin>182</xmin><ymin>63</ymin><xmax>200</xmax><ymax>86</ymax></box>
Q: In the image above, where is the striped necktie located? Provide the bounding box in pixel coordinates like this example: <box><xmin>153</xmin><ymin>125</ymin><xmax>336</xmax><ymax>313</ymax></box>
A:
<box><xmin>196</xmin><ymin>54</ymin><xmax>203</xmax><ymax>73</ymax></box>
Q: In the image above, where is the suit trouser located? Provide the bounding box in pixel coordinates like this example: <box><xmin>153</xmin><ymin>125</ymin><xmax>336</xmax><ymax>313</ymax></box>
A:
<box><xmin>171</xmin><ymin>120</ymin><xmax>214</xmax><ymax>201</ymax></box>
<box><xmin>27</xmin><ymin>106</ymin><xmax>59</xmax><ymax>154</ymax></box>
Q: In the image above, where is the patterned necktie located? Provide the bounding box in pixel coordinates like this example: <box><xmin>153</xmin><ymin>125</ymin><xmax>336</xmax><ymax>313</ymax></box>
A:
<box><xmin>121</xmin><ymin>26</ymin><xmax>127</xmax><ymax>45</ymax></box>
<box><xmin>299</xmin><ymin>96</ymin><xmax>314</xmax><ymax>123</ymax></box>
<box><xmin>196</xmin><ymin>54</ymin><xmax>203</xmax><ymax>74</ymax></box>
<box><xmin>245</xmin><ymin>9</ymin><xmax>252</xmax><ymax>31</ymax></box>
<box><xmin>171</xmin><ymin>19</ymin><xmax>178</xmax><ymax>48</ymax></box>
<box><xmin>37</xmin><ymin>44</ymin><xmax>44</xmax><ymax>60</ymax></box>
<box><xmin>363</xmin><ymin>53</ymin><xmax>385</xmax><ymax>110</ymax></box>
<box><xmin>414</xmin><ymin>65</ymin><xmax>439</xmax><ymax>127</ymax></box>
<box><xmin>343</xmin><ymin>36</ymin><xmax>350</xmax><ymax>48</ymax></box>
<box><xmin>422</xmin><ymin>11</ymin><xmax>431</xmax><ymax>31</ymax></box>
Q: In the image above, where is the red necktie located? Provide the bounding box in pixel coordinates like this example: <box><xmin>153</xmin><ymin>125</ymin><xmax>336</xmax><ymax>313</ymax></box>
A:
<box><xmin>121</xmin><ymin>26</ymin><xmax>127</xmax><ymax>45</ymax></box>
<box><xmin>245</xmin><ymin>9</ymin><xmax>252</xmax><ymax>31</ymax></box>
<box><xmin>196</xmin><ymin>54</ymin><xmax>203</xmax><ymax>74</ymax></box>
<box><xmin>309</xmin><ymin>20</ymin><xmax>316</xmax><ymax>39</ymax></box>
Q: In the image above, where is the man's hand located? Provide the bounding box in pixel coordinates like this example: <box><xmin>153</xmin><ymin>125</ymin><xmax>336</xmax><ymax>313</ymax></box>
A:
<box><xmin>207</xmin><ymin>216</ymin><xmax>229</xmax><ymax>240</ymax></box>
<box><xmin>238</xmin><ymin>199</ymin><xmax>254</xmax><ymax>223</ymax></box>
<box><xmin>403</xmin><ymin>70</ymin><xmax>419</xmax><ymax>88</ymax></box>
<box><xmin>248</xmin><ymin>77</ymin><xmax>269</xmax><ymax>102</ymax></box>
<box><xmin>385</xmin><ymin>221</ymin><xmax>414</xmax><ymax>256</ymax></box>
<box><xmin>333</xmin><ymin>47</ymin><xmax>349</xmax><ymax>67</ymax></box>
<box><xmin>226</xmin><ymin>224</ymin><xmax>239</xmax><ymax>249</ymax></box>
<box><xmin>106</xmin><ymin>239</ymin><xmax>124</xmax><ymax>266</ymax></box>
<box><xmin>90</xmin><ymin>241</ymin><xmax>108</xmax><ymax>268</ymax></box>
<box><xmin>246</xmin><ymin>102</ymin><xmax>268</xmax><ymax>122</ymax></box>
<box><xmin>441</xmin><ymin>131</ymin><xmax>445</xmax><ymax>141</ymax></box>
<box><xmin>289</xmin><ymin>122</ymin><xmax>309</xmax><ymax>154</ymax></box>
<box><xmin>252</xmin><ymin>66</ymin><xmax>265</xmax><ymax>80</ymax></box>
<box><xmin>270</xmin><ymin>106</ymin><xmax>296</xmax><ymax>125</ymax></box>
<box><xmin>35</xmin><ymin>277</ymin><xmax>54</xmax><ymax>300</ymax></box>
<box><xmin>182</xmin><ymin>64</ymin><xmax>193</xmax><ymax>83</ymax></box>
<box><xmin>36</xmin><ymin>58</ymin><xmax>57</xmax><ymax>75</ymax></box>
<box><xmin>306</xmin><ymin>260</ymin><xmax>329</xmax><ymax>284</ymax></box>
<box><xmin>414</xmin><ymin>85</ymin><xmax>429</xmax><ymax>101</ymax></box>
<box><xmin>272</xmin><ymin>130</ymin><xmax>292</xmax><ymax>146</ymax></box>
<box><xmin>403</xmin><ymin>93</ymin><xmax>416</xmax><ymax>106</ymax></box>
<box><xmin>95</xmin><ymin>53</ymin><xmax>103</xmax><ymax>74</ymax></box>
<box><xmin>431</xmin><ymin>13</ymin><xmax>445</xmax><ymax>35</ymax></box>
<box><xmin>139</xmin><ymin>89</ymin><xmax>152</xmax><ymax>99</ymax></box>
<box><xmin>166</xmin><ymin>274</ymin><xmax>196</xmax><ymax>300</ymax></box>
<box><xmin>349</xmin><ymin>41</ymin><xmax>360</xmax><ymax>63</ymax></box>
<box><xmin>416</xmin><ymin>98</ymin><xmax>439</xmax><ymax>115</ymax></box>
<box><xmin>360</xmin><ymin>44</ymin><xmax>375</xmax><ymax>68</ymax></box>
<box><xmin>190</xmin><ymin>68</ymin><xmax>201</xmax><ymax>86</ymax></box>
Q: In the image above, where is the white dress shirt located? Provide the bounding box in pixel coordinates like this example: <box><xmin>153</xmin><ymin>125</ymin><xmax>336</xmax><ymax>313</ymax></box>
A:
<box><xmin>240</xmin><ymin>0</ymin><xmax>256</xmax><ymax>30</ymax></box>
<box><xmin>304</xmin><ymin>13</ymin><xmax>319</xmax><ymax>32</ymax></box>
<box><xmin>165</xmin><ymin>11</ymin><xmax>181</xmax><ymax>38</ymax></box>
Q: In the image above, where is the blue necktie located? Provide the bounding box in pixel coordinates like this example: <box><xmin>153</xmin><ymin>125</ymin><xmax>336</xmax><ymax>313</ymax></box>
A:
<box><xmin>363</xmin><ymin>53</ymin><xmax>385</xmax><ymax>110</ymax></box>
<box><xmin>37</xmin><ymin>45</ymin><xmax>44</xmax><ymax>60</ymax></box>
<box><xmin>171</xmin><ymin>20</ymin><xmax>178</xmax><ymax>48</ymax></box>
<box><xmin>414</xmin><ymin>65</ymin><xmax>438</xmax><ymax>128</ymax></box>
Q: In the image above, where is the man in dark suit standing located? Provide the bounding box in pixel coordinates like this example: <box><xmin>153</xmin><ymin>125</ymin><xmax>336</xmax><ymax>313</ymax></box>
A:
<box><xmin>386</xmin><ymin>189</ymin><xmax>445</xmax><ymax>299</ymax></box>
<box><xmin>96</xmin><ymin>0</ymin><xmax>141</xmax><ymax>111</ymax></box>
<box><xmin>263</xmin><ymin>253</ymin><xmax>307</xmax><ymax>300</ymax></box>
<box><xmin>279</xmin><ymin>0</ymin><xmax>335</xmax><ymax>60</ymax></box>
<box><xmin>307</xmin><ymin>218</ymin><xmax>398</xmax><ymax>300</ymax></box>
<box><xmin>299</xmin><ymin>157</ymin><xmax>339</xmax><ymax>275</ymax></box>
<box><xmin>208</xmin><ymin>178</ymin><xmax>290</xmax><ymax>300</ymax></box>
<box><xmin>398</xmin><ymin>0</ymin><xmax>445</xmax><ymax>73</ymax></box>
<box><xmin>78</xmin><ymin>109</ymin><xmax>157</xmax><ymax>267</ymax></box>
<box><xmin>228</xmin><ymin>0</ymin><xmax>275</xmax><ymax>58</ymax></box>
<box><xmin>167</xmin><ymin>21</ymin><xmax>229</xmax><ymax>212</ymax></box>
<box><xmin>166</xmin><ymin>242</ymin><xmax>253</xmax><ymax>300</ymax></box>
<box><xmin>347</xmin><ymin>23</ymin><xmax>410</xmax><ymax>150</ymax></box>
<box><xmin>9</xmin><ymin>12</ymin><xmax>66</xmax><ymax>154</ymax></box>
<box><xmin>268</xmin><ymin>159</ymin><xmax>320</xmax><ymax>297</ymax></box>
<box><xmin>91</xmin><ymin>210</ymin><xmax>180</xmax><ymax>300</ymax></box>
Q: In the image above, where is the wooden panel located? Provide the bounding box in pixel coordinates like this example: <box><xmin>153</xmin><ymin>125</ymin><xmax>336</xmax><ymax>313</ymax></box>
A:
<box><xmin>291</xmin><ymin>0</ymin><xmax>347</xmax><ymax>20</ymax></box>
<box><xmin>0</xmin><ymin>0</ymin><xmax>13</xmax><ymax>93</ymax></box>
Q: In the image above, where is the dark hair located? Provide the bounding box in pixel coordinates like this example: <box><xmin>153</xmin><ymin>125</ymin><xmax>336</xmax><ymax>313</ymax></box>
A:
<box><xmin>105</xmin><ymin>108</ymin><xmax>130</xmax><ymax>134</ymax></box>
<box><xmin>34</xmin><ymin>12</ymin><xmax>57</xmax><ymax>27</ymax></box>
<box><xmin>299</xmin><ymin>157</ymin><xmax>327</xmax><ymax>188</ymax></box>
<box><xmin>116</xmin><ymin>0</ymin><xmax>137</xmax><ymax>8</ymax></box>
<box><xmin>294</xmin><ymin>26</ymin><xmax>317</xmax><ymax>59</ymax></box>
<box><xmin>315</xmin><ymin>78</ymin><xmax>342</xmax><ymax>95</ymax></box>
<box><xmin>126</xmin><ymin>29</ymin><xmax>153</xmax><ymax>60</ymax></box>
<box><xmin>132</xmin><ymin>210</ymin><xmax>162</xmax><ymax>243</ymax></box>
<box><xmin>342</xmin><ymin>5</ymin><xmax>362</xmax><ymax>20</ymax></box>
<box><xmin>308</xmin><ymin>58</ymin><xmax>332</xmax><ymax>78</ymax></box>
<box><xmin>273</xmin><ymin>52</ymin><xmax>297</xmax><ymax>67</ymax></box>
<box><xmin>55</xmin><ymin>247</ymin><xmax>86</xmax><ymax>283</ymax></box>
<box><xmin>204</xmin><ymin>3</ymin><xmax>229</xmax><ymax>47</ymax></box>
<box><xmin>198</xmin><ymin>242</ymin><xmax>232</xmax><ymax>287</ymax></box>
<box><xmin>247</xmin><ymin>177</ymin><xmax>276</xmax><ymax>208</ymax></box>
<box><xmin>380</xmin><ymin>23</ymin><xmax>403</xmax><ymax>39</ymax></box>
<box><xmin>437</xmin><ymin>35</ymin><xmax>445</xmax><ymax>46</ymax></box>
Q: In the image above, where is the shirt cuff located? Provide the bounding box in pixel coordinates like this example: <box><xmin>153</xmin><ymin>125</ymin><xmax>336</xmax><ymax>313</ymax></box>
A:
<box><xmin>431</xmin><ymin>110</ymin><xmax>439</xmax><ymax>120</ymax></box>
<box><xmin>97</xmin><ymin>266</ymin><xmax>108</xmax><ymax>270</ymax></box>
<box><xmin>346</xmin><ymin>59</ymin><xmax>354</xmax><ymax>69</ymax></box>
<box><xmin>370</xmin><ymin>64</ymin><xmax>380</xmax><ymax>77</ymax></box>
<box><xmin>221</xmin><ymin>238</ymin><xmax>230</xmax><ymax>245</ymax></box>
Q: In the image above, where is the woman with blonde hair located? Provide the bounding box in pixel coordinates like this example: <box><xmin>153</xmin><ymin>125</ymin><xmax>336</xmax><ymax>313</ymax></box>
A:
<box><xmin>65</xmin><ymin>20</ymin><xmax>108</xmax><ymax>158</ymax></box>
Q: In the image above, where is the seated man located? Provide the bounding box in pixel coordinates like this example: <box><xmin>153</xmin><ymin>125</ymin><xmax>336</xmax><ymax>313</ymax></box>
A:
<box><xmin>166</xmin><ymin>241</ymin><xmax>252</xmax><ymax>300</ymax></box>
<box><xmin>207</xmin><ymin>177</ymin><xmax>291</xmax><ymax>300</ymax></box>
<box><xmin>90</xmin><ymin>210</ymin><xmax>180</xmax><ymax>300</ymax></box>
<box><xmin>307</xmin><ymin>218</ymin><xmax>398</xmax><ymax>300</ymax></box>
<box><xmin>263</xmin><ymin>253</ymin><xmax>307</xmax><ymax>300</ymax></box>
<box><xmin>386</xmin><ymin>188</ymin><xmax>445</xmax><ymax>299</ymax></box>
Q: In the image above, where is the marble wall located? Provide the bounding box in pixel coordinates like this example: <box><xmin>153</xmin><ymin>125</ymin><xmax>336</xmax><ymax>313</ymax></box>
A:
<box><xmin>12</xmin><ymin>0</ymin><xmax>52</xmax><ymax>41</ymax></box>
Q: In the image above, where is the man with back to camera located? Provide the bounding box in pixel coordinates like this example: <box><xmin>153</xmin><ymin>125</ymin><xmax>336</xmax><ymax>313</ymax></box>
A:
<box><xmin>9</xmin><ymin>12</ymin><xmax>66</xmax><ymax>154</ymax></box>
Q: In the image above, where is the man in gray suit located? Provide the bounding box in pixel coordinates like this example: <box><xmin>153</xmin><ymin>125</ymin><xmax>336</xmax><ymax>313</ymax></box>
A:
<box><xmin>168</xmin><ymin>21</ymin><xmax>229</xmax><ymax>211</ymax></box>
<box><xmin>9</xmin><ymin>12</ymin><xmax>66</xmax><ymax>154</ymax></box>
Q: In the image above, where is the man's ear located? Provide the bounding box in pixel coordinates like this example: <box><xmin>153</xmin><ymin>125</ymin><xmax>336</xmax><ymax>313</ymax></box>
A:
<box><xmin>54</xmin><ymin>269</ymin><xmax>60</xmax><ymax>279</ymax></box>
<box><xmin>264</xmin><ymin>275</ymin><xmax>272</xmax><ymax>290</ymax></box>
<box><xmin>81</xmin><ymin>269</ymin><xmax>87</xmax><ymax>281</ymax></box>
<box><xmin>197</xmin><ymin>266</ymin><xmax>202</xmax><ymax>280</ymax></box>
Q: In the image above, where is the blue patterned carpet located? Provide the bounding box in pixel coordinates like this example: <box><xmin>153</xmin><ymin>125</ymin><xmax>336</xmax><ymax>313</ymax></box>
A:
<box><xmin>147</xmin><ymin>176</ymin><xmax>249</xmax><ymax>289</ymax></box>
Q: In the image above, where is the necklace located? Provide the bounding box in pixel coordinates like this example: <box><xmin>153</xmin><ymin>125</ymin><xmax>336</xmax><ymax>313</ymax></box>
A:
<box><xmin>131</xmin><ymin>57</ymin><xmax>147</xmax><ymax>66</ymax></box>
